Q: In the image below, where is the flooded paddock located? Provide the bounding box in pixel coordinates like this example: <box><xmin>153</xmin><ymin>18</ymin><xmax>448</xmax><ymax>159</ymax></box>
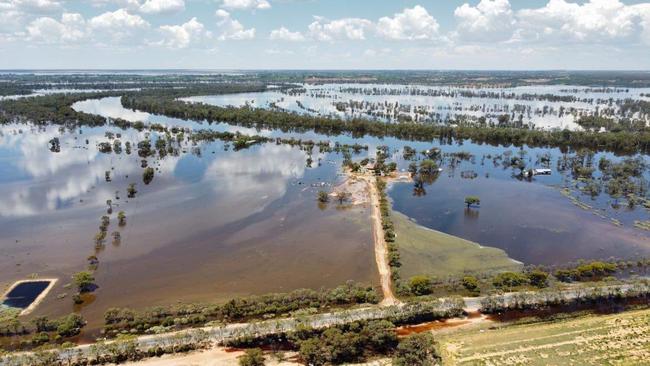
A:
<box><xmin>0</xmin><ymin>85</ymin><xmax>648</xmax><ymax>337</ymax></box>
<box><xmin>0</xmin><ymin>121</ymin><xmax>377</xmax><ymax>332</ymax></box>
<box><xmin>71</xmin><ymin>95</ymin><xmax>650</xmax><ymax>268</ymax></box>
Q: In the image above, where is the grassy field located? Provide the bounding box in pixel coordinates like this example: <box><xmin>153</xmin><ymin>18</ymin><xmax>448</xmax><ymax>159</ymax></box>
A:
<box><xmin>393</xmin><ymin>211</ymin><xmax>520</xmax><ymax>279</ymax></box>
<box><xmin>440</xmin><ymin>309</ymin><xmax>650</xmax><ymax>365</ymax></box>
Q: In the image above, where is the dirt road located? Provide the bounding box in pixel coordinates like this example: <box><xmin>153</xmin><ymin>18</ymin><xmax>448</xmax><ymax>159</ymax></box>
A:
<box><xmin>357</xmin><ymin>173</ymin><xmax>400</xmax><ymax>306</ymax></box>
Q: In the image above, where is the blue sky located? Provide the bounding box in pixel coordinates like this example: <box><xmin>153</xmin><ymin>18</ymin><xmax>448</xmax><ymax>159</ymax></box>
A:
<box><xmin>0</xmin><ymin>0</ymin><xmax>649</xmax><ymax>69</ymax></box>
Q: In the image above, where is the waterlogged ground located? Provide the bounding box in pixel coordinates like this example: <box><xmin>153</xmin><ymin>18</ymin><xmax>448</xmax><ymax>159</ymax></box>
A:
<box><xmin>1</xmin><ymin>91</ymin><xmax>649</xmax><ymax>335</ymax></box>
<box><xmin>0</xmin><ymin>122</ymin><xmax>376</xmax><ymax>332</ymax></box>
<box><xmin>74</xmin><ymin>97</ymin><xmax>650</xmax><ymax>267</ymax></box>
<box><xmin>181</xmin><ymin>84</ymin><xmax>650</xmax><ymax>130</ymax></box>
<box><xmin>390</xmin><ymin>175</ymin><xmax>650</xmax><ymax>265</ymax></box>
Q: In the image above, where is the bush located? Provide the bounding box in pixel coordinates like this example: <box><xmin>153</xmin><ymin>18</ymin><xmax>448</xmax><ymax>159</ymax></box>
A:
<box><xmin>393</xmin><ymin>333</ymin><xmax>439</xmax><ymax>366</ymax></box>
<box><xmin>56</xmin><ymin>314</ymin><xmax>85</xmax><ymax>337</ymax></box>
<box><xmin>363</xmin><ymin>320</ymin><xmax>398</xmax><ymax>352</ymax></box>
<box><xmin>31</xmin><ymin>332</ymin><xmax>50</xmax><ymax>345</ymax></box>
<box><xmin>492</xmin><ymin>272</ymin><xmax>528</xmax><ymax>289</ymax></box>
<box><xmin>527</xmin><ymin>270</ymin><xmax>549</xmax><ymax>288</ymax></box>
<box><xmin>238</xmin><ymin>348</ymin><xmax>265</xmax><ymax>366</ymax></box>
<box><xmin>576</xmin><ymin>261</ymin><xmax>617</xmax><ymax>279</ymax></box>
<box><xmin>554</xmin><ymin>261</ymin><xmax>618</xmax><ymax>282</ymax></box>
<box><xmin>72</xmin><ymin>271</ymin><xmax>95</xmax><ymax>293</ymax></box>
<box><xmin>462</xmin><ymin>276</ymin><xmax>479</xmax><ymax>293</ymax></box>
<box><xmin>298</xmin><ymin>338</ymin><xmax>327</xmax><ymax>366</ymax></box>
<box><xmin>296</xmin><ymin>320</ymin><xmax>397</xmax><ymax>365</ymax></box>
<box><xmin>409</xmin><ymin>276</ymin><xmax>433</xmax><ymax>296</ymax></box>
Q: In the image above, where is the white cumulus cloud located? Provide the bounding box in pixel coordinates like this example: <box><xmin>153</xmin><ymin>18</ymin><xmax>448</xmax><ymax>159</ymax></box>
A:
<box><xmin>139</xmin><ymin>0</ymin><xmax>185</xmax><ymax>14</ymax></box>
<box><xmin>220</xmin><ymin>0</ymin><xmax>270</xmax><ymax>11</ymax></box>
<box><xmin>215</xmin><ymin>9</ymin><xmax>255</xmax><ymax>40</ymax></box>
<box><xmin>269</xmin><ymin>26</ymin><xmax>304</xmax><ymax>41</ymax></box>
<box><xmin>87</xmin><ymin>0</ymin><xmax>184</xmax><ymax>14</ymax></box>
<box><xmin>308</xmin><ymin>16</ymin><xmax>372</xmax><ymax>41</ymax></box>
<box><xmin>89</xmin><ymin>8</ymin><xmax>149</xmax><ymax>44</ymax></box>
<box><xmin>454</xmin><ymin>0</ymin><xmax>515</xmax><ymax>42</ymax></box>
<box><xmin>157</xmin><ymin>17</ymin><xmax>210</xmax><ymax>48</ymax></box>
<box><xmin>9</xmin><ymin>0</ymin><xmax>62</xmax><ymax>13</ymax></box>
<box><xmin>515</xmin><ymin>0</ymin><xmax>650</xmax><ymax>44</ymax></box>
<box><xmin>377</xmin><ymin>5</ymin><xmax>440</xmax><ymax>40</ymax></box>
<box><xmin>25</xmin><ymin>12</ymin><xmax>86</xmax><ymax>44</ymax></box>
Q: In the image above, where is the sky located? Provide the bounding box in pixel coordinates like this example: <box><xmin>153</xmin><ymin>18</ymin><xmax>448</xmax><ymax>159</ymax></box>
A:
<box><xmin>0</xmin><ymin>0</ymin><xmax>649</xmax><ymax>70</ymax></box>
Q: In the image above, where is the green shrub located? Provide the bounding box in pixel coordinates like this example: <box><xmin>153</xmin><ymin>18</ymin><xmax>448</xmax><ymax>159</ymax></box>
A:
<box><xmin>462</xmin><ymin>276</ymin><xmax>480</xmax><ymax>293</ymax></box>
<box><xmin>56</xmin><ymin>314</ymin><xmax>85</xmax><ymax>337</ymax></box>
<box><xmin>409</xmin><ymin>276</ymin><xmax>433</xmax><ymax>296</ymax></box>
<box><xmin>492</xmin><ymin>272</ymin><xmax>528</xmax><ymax>289</ymax></box>
<box><xmin>527</xmin><ymin>270</ymin><xmax>549</xmax><ymax>288</ymax></box>
<box><xmin>393</xmin><ymin>333</ymin><xmax>439</xmax><ymax>366</ymax></box>
<box><xmin>238</xmin><ymin>348</ymin><xmax>265</xmax><ymax>366</ymax></box>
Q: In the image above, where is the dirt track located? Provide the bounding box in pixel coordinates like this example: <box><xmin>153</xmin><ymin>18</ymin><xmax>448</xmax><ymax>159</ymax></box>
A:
<box><xmin>356</xmin><ymin>173</ymin><xmax>400</xmax><ymax>306</ymax></box>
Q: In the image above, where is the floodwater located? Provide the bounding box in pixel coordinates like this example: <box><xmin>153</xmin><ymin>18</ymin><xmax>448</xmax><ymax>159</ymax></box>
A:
<box><xmin>2</xmin><ymin>281</ymin><xmax>50</xmax><ymax>309</ymax></box>
<box><xmin>1</xmin><ymin>91</ymin><xmax>648</xmax><ymax>335</ymax></box>
<box><xmin>180</xmin><ymin>84</ymin><xmax>650</xmax><ymax>130</ymax></box>
<box><xmin>390</xmin><ymin>175</ymin><xmax>650</xmax><ymax>265</ymax></box>
<box><xmin>0</xmin><ymin>121</ymin><xmax>377</xmax><ymax>332</ymax></box>
<box><xmin>73</xmin><ymin>96</ymin><xmax>650</xmax><ymax>267</ymax></box>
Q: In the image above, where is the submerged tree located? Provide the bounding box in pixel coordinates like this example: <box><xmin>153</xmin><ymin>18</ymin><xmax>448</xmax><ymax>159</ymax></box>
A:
<box><xmin>464</xmin><ymin>196</ymin><xmax>480</xmax><ymax>208</ymax></box>
<box><xmin>117</xmin><ymin>211</ymin><xmax>126</xmax><ymax>226</ymax></box>
<box><xmin>317</xmin><ymin>190</ymin><xmax>329</xmax><ymax>203</ymax></box>
<box><xmin>143</xmin><ymin>167</ymin><xmax>154</xmax><ymax>185</ymax></box>
<box><xmin>335</xmin><ymin>191</ymin><xmax>352</xmax><ymax>205</ymax></box>
<box><xmin>72</xmin><ymin>271</ymin><xmax>95</xmax><ymax>293</ymax></box>
<box><xmin>99</xmin><ymin>215</ymin><xmax>110</xmax><ymax>232</ymax></box>
<box><xmin>48</xmin><ymin>137</ymin><xmax>61</xmax><ymax>153</ymax></box>
<box><xmin>419</xmin><ymin>160</ymin><xmax>438</xmax><ymax>175</ymax></box>
<box><xmin>127</xmin><ymin>183</ymin><xmax>137</xmax><ymax>198</ymax></box>
<box><xmin>111</xmin><ymin>231</ymin><xmax>121</xmax><ymax>246</ymax></box>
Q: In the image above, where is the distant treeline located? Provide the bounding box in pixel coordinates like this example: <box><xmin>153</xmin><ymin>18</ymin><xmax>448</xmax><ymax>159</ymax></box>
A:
<box><xmin>0</xmin><ymin>82</ymin><xmax>33</xmax><ymax>96</ymax></box>
<box><xmin>4</xmin><ymin>70</ymin><xmax>650</xmax><ymax>88</ymax></box>
<box><xmin>2</xmin><ymin>87</ymin><xmax>650</xmax><ymax>154</ymax></box>
<box><xmin>122</xmin><ymin>94</ymin><xmax>650</xmax><ymax>154</ymax></box>
<box><xmin>0</xmin><ymin>84</ymin><xmax>268</xmax><ymax>126</ymax></box>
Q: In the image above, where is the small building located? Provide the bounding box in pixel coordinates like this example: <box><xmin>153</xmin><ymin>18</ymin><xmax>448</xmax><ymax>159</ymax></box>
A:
<box><xmin>533</xmin><ymin>168</ymin><xmax>552</xmax><ymax>175</ymax></box>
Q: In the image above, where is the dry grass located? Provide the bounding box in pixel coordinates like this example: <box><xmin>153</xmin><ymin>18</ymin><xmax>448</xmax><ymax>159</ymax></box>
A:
<box><xmin>441</xmin><ymin>308</ymin><xmax>650</xmax><ymax>365</ymax></box>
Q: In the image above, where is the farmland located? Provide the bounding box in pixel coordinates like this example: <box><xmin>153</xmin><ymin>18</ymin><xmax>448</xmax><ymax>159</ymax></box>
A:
<box><xmin>441</xmin><ymin>308</ymin><xmax>650</xmax><ymax>365</ymax></box>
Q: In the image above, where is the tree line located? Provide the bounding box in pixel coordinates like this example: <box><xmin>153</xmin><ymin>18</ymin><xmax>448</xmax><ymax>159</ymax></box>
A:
<box><xmin>121</xmin><ymin>94</ymin><xmax>650</xmax><ymax>154</ymax></box>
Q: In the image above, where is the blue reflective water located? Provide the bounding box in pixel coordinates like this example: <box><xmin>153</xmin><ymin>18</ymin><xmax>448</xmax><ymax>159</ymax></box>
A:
<box><xmin>2</xmin><ymin>281</ymin><xmax>50</xmax><ymax>309</ymax></box>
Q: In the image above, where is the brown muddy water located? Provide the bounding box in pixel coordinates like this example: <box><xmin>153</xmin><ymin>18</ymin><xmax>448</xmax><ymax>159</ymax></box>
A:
<box><xmin>2</xmin><ymin>93</ymin><xmax>650</xmax><ymax>342</ymax></box>
<box><xmin>0</xmin><ymin>124</ymin><xmax>377</xmax><ymax>335</ymax></box>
